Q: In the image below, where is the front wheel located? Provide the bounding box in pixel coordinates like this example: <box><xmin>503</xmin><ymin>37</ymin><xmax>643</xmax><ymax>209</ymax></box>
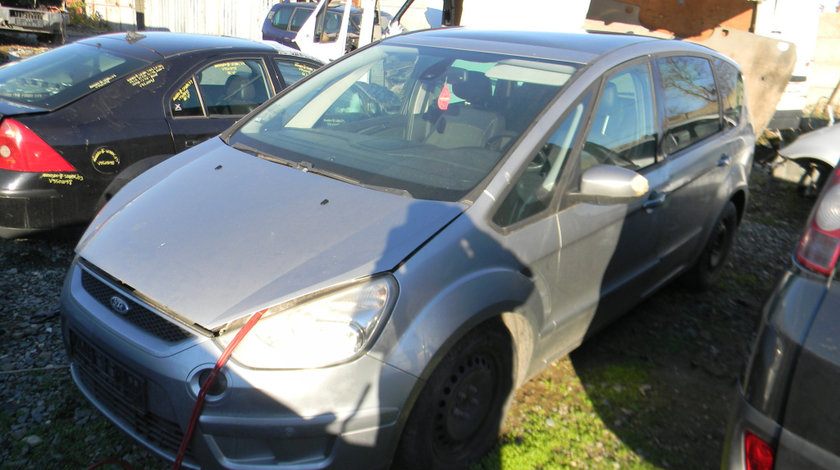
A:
<box><xmin>683</xmin><ymin>201</ymin><xmax>738</xmax><ymax>291</ymax></box>
<box><xmin>393</xmin><ymin>323</ymin><xmax>514</xmax><ymax>470</ymax></box>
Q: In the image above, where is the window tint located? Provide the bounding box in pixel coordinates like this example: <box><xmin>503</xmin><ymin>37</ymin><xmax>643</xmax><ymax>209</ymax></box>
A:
<box><xmin>271</xmin><ymin>7</ymin><xmax>294</xmax><ymax>30</ymax></box>
<box><xmin>197</xmin><ymin>60</ymin><xmax>271</xmax><ymax>115</ymax></box>
<box><xmin>274</xmin><ymin>59</ymin><xmax>318</xmax><ymax>86</ymax></box>
<box><xmin>582</xmin><ymin>63</ymin><xmax>656</xmax><ymax>171</ymax></box>
<box><xmin>714</xmin><ymin>59</ymin><xmax>744</xmax><ymax>129</ymax></box>
<box><xmin>171</xmin><ymin>78</ymin><xmax>202</xmax><ymax>116</ymax></box>
<box><xmin>289</xmin><ymin>8</ymin><xmax>310</xmax><ymax>32</ymax></box>
<box><xmin>656</xmin><ymin>56</ymin><xmax>721</xmax><ymax>154</ymax></box>
<box><xmin>493</xmin><ymin>94</ymin><xmax>591</xmax><ymax>227</ymax></box>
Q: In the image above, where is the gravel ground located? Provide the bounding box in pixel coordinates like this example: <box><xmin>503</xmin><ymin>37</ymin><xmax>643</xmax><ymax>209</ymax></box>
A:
<box><xmin>0</xmin><ymin>163</ymin><xmax>813</xmax><ymax>469</ymax></box>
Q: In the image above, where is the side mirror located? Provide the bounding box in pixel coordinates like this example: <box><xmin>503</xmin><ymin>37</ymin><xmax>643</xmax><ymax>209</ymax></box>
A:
<box><xmin>569</xmin><ymin>165</ymin><xmax>649</xmax><ymax>205</ymax></box>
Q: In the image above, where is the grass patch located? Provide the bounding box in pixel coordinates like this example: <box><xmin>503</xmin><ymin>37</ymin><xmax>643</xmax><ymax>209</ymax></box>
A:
<box><xmin>475</xmin><ymin>360</ymin><xmax>663</xmax><ymax>470</ymax></box>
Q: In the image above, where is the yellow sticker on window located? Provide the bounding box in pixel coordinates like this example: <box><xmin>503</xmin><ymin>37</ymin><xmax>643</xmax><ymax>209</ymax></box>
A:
<box><xmin>172</xmin><ymin>79</ymin><xmax>193</xmax><ymax>102</ymax></box>
<box><xmin>214</xmin><ymin>62</ymin><xmax>246</xmax><ymax>75</ymax></box>
<box><xmin>127</xmin><ymin>64</ymin><xmax>166</xmax><ymax>88</ymax></box>
<box><xmin>295</xmin><ymin>63</ymin><xmax>315</xmax><ymax>76</ymax></box>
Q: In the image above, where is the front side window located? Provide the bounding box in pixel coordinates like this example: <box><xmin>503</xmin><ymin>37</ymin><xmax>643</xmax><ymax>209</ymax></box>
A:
<box><xmin>314</xmin><ymin>10</ymin><xmax>343</xmax><ymax>43</ymax></box>
<box><xmin>271</xmin><ymin>7</ymin><xmax>293</xmax><ymax>30</ymax></box>
<box><xmin>0</xmin><ymin>42</ymin><xmax>150</xmax><ymax>109</ymax></box>
<box><xmin>582</xmin><ymin>63</ymin><xmax>657</xmax><ymax>171</ymax></box>
<box><xmin>289</xmin><ymin>8</ymin><xmax>311</xmax><ymax>32</ymax></box>
<box><xmin>713</xmin><ymin>59</ymin><xmax>744</xmax><ymax>129</ymax></box>
<box><xmin>493</xmin><ymin>94</ymin><xmax>591</xmax><ymax>227</ymax></box>
<box><xmin>171</xmin><ymin>59</ymin><xmax>272</xmax><ymax>117</ymax></box>
<box><xmin>229</xmin><ymin>44</ymin><xmax>579</xmax><ymax>201</ymax></box>
<box><xmin>656</xmin><ymin>56</ymin><xmax>721</xmax><ymax>155</ymax></box>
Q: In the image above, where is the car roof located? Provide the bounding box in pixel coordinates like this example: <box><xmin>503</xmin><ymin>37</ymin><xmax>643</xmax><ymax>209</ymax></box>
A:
<box><xmin>387</xmin><ymin>28</ymin><xmax>682</xmax><ymax>64</ymax></box>
<box><xmin>271</xmin><ymin>2</ymin><xmax>362</xmax><ymax>13</ymax></box>
<box><xmin>78</xmin><ymin>31</ymin><xmax>308</xmax><ymax>60</ymax></box>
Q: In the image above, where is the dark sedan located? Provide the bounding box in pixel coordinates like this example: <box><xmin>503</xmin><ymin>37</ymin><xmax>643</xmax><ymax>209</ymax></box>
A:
<box><xmin>722</xmin><ymin>166</ymin><xmax>840</xmax><ymax>469</ymax></box>
<box><xmin>0</xmin><ymin>31</ymin><xmax>321</xmax><ymax>238</ymax></box>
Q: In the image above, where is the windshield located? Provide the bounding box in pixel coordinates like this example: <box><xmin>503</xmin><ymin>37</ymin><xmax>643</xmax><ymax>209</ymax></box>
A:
<box><xmin>229</xmin><ymin>43</ymin><xmax>577</xmax><ymax>201</ymax></box>
<box><xmin>0</xmin><ymin>42</ymin><xmax>150</xmax><ymax>109</ymax></box>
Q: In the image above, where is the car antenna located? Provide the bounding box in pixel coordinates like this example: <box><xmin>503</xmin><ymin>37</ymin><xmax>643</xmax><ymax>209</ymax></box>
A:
<box><xmin>125</xmin><ymin>30</ymin><xmax>146</xmax><ymax>43</ymax></box>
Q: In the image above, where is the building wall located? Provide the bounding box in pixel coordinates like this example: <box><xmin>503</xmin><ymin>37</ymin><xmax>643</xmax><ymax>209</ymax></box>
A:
<box><xmin>807</xmin><ymin>12</ymin><xmax>840</xmax><ymax>113</ymax></box>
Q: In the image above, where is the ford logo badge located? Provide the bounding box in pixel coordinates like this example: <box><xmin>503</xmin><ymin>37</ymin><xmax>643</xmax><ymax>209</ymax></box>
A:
<box><xmin>109</xmin><ymin>296</ymin><xmax>130</xmax><ymax>314</ymax></box>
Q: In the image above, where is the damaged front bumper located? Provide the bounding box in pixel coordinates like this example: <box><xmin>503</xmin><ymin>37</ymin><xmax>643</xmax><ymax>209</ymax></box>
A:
<box><xmin>60</xmin><ymin>261</ymin><xmax>416</xmax><ymax>469</ymax></box>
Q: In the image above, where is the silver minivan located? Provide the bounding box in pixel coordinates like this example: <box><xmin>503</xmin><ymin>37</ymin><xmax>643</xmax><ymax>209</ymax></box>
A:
<box><xmin>61</xmin><ymin>28</ymin><xmax>754</xmax><ymax>469</ymax></box>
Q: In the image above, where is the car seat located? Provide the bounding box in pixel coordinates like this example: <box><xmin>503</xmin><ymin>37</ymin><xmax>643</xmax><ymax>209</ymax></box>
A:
<box><xmin>424</xmin><ymin>70</ymin><xmax>506</xmax><ymax>149</ymax></box>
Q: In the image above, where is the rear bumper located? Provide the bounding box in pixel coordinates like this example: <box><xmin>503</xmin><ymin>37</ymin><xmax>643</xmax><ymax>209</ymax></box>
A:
<box><xmin>0</xmin><ymin>171</ymin><xmax>93</xmax><ymax>238</ymax></box>
<box><xmin>724</xmin><ymin>389</ymin><xmax>840</xmax><ymax>470</ymax></box>
<box><xmin>721</xmin><ymin>388</ymin><xmax>780</xmax><ymax>470</ymax></box>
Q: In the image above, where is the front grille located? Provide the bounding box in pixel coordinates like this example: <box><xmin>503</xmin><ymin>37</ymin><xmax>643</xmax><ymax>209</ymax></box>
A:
<box><xmin>70</xmin><ymin>329</ymin><xmax>195</xmax><ymax>460</ymax></box>
<box><xmin>80</xmin><ymin>268</ymin><xmax>192</xmax><ymax>343</ymax></box>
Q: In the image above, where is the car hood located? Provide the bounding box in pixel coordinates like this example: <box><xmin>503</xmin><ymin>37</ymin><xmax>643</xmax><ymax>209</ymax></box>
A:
<box><xmin>779</xmin><ymin>123</ymin><xmax>840</xmax><ymax>166</ymax></box>
<box><xmin>78</xmin><ymin>142</ymin><xmax>466</xmax><ymax>330</ymax></box>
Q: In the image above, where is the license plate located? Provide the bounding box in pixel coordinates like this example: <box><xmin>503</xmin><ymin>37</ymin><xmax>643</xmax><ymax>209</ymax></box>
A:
<box><xmin>69</xmin><ymin>329</ymin><xmax>148</xmax><ymax>413</ymax></box>
<box><xmin>11</xmin><ymin>17</ymin><xmax>45</xmax><ymax>28</ymax></box>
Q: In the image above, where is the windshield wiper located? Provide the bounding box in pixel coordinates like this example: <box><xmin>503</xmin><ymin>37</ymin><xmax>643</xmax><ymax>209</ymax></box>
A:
<box><xmin>301</xmin><ymin>161</ymin><xmax>413</xmax><ymax>197</ymax></box>
<box><xmin>231</xmin><ymin>142</ymin><xmax>298</xmax><ymax>169</ymax></box>
<box><xmin>231</xmin><ymin>144</ymin><xmax>413</xmax><ymax>197</ymax></box>
<box><xmin>298</xmin><ymin>161</ymin><xmax>360</xmax><ymax>185</ymax></box>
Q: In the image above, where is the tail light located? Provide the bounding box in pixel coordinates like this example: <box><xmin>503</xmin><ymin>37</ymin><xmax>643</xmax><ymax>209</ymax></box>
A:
<box><xmin>744</xmin><ymin>431</ymin><xmax>775</xmax><ymax>470</ymax></box>
<box><xmin>0</xmin><ymin>118</ymin><xmax>76</xmax><ymax>172</ymax></box>
<box><xmin>796</xmin><ymin>167</ymin><xmax>840</xmax><ymax>275</ymax></box>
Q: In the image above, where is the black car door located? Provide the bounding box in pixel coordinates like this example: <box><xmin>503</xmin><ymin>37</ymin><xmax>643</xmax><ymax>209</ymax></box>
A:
<box><xmin>165</xmin><ymin>55</ymin><xmax>277</xmax><ymax>153</ymax></box>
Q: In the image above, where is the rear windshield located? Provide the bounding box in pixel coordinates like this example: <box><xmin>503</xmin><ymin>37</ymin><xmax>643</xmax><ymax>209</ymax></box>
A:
<box><xmin>229</xmin><ymin>43</ymin><xmax>577</xmax><ymax>202</ymax></box>
<box><xmin>0</xmin><ymin>42</ymin><xmax>150</xmax><ymax>109</ymax></box>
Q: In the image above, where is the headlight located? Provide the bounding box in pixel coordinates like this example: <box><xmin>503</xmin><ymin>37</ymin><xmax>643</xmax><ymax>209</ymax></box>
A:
<box><xmin>216</xmin><ymin>275</ymin><xmax>397</xmax><ymax>369</ymax></box>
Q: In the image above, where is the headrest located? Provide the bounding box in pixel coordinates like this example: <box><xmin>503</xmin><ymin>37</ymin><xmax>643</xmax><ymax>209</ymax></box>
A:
<box><xmin>226</xmin><ymin>74</ymin><xmax>255</xmax><ymax>101</ymax></box>
<box><xmin>450</xmin><ymin>70</ymin><xmax>491</xmax><ymax>106</ymax></box>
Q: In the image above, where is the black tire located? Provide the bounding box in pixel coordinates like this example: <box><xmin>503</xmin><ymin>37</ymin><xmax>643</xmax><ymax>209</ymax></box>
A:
<box><xmin>393</xmin><ymin>323</ymin><xmax>514</xmax><ymax>470</ymax></box>
<box><xmin>683</xmin><ymin>201</ymin><xmax>738</xmax><ymax>291</ymax></box>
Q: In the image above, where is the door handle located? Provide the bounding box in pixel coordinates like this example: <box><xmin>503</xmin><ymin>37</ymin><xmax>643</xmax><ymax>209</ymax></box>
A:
<box><xmin>643</xmin><ymin>191</ymin><xmax>666</xmax><ymax>212</ymax></box>
<box><xmin>718</xmin><ymin>154</ymin><xmax>732</xmax><ymax>167</ymax></box>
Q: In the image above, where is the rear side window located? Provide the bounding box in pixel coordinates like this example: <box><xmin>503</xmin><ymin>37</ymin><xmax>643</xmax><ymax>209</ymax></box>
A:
<box><xmin>713</xmin><ymin>59</ymin><xmax>744</xmax><ymax>129</ymax></box>
<box><xmin>656</xmin><ymin>56</ymin><xmax>721</xmax><ymax>155</ymax></box>
<box><xmin>171</xmin><ymin>79</ymin><xmax>202</xmax><ymax>116</ymax></box>
<box><xmin>171</xmin><ymin>59</ymin><xmax>272</xmax><ymax>117</ymax></box>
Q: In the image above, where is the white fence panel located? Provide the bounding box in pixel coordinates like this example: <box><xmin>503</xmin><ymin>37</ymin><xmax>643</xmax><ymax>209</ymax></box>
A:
<box><xmin>87</xmin><ymin>0</ymin><xmax>277</xmax><ymax>41</ymax></box>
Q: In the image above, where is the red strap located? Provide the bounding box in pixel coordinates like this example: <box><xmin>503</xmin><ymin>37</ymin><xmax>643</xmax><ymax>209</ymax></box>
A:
<box><xmin>171</xmin><ymin>309</ymin><xmax>267</xmax><ymax>470</ymax></box>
